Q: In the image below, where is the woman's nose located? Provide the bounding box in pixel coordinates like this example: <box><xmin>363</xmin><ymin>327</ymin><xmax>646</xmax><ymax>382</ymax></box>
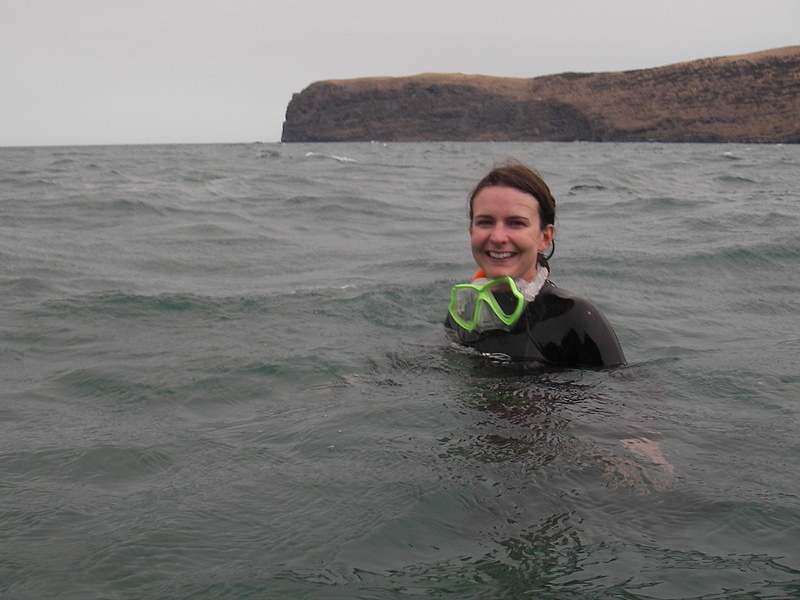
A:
<box><xmin>489</xmin><ymin>225</ymin><xmax>509</xmax><ymax>243</ymax></box>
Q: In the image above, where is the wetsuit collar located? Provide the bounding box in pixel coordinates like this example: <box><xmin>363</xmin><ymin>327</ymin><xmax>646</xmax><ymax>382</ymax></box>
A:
<box><xmin>471</xmin><ymin>264</ymin><xmax>550</xmax><ymax>302</ymax></box>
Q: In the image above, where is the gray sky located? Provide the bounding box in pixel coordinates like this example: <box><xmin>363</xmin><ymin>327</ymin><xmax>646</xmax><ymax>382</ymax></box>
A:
<box><xmin>2</xmin><ymin>0</ymin><xmax>798</xmax><ymax>147</ymax></box>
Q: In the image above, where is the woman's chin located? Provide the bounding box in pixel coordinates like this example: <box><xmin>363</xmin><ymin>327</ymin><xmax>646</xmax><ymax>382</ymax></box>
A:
<box><xmin>480</xmin><ymin>261</ymin><xmax>540</xmax><ymax>282</ymax></box>
<box><xmin>481</xmin><ymin>265</ymin><xmax>516</xmax><ymax>280</ymax></box>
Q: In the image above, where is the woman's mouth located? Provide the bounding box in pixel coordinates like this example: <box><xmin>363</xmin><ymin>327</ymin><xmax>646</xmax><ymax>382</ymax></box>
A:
<box><xmin>487</xmin><ymin>251</ymin><xmax>515</xmax><ymax>259</ymax></box>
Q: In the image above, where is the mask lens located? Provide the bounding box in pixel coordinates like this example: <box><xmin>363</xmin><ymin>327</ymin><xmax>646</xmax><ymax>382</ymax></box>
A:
<box><xmin>448</xmin><ymin>277</ymin><xmax>525</xmax><ymax>332</ymax></box>
<box><xmin>449</xmin><ymin>286</ymin><xmax>480</xmax><ymax>331</ymax></box>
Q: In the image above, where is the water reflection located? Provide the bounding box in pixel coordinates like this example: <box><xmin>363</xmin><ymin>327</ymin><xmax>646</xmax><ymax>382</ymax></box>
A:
<box><xmin>443</xmin><ymin>353</ymin><xmax>675</xmax><ymax>496</ymax></box>
<box><xmin>279</xmin><ymin>347</ymin><xmax>799</xmax><ymax>598</ymax></box>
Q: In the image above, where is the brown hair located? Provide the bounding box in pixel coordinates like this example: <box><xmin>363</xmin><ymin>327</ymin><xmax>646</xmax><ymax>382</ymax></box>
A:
<box><xmin>468</xmin><ymin>161</ymin><xmax>556</xmax><ymax>230</ymax></box>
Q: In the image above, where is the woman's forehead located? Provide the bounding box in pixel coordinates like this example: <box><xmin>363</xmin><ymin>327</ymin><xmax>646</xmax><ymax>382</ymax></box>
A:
<box><xmin>472</xmin><ymin>187</ymin><xmax>539</xmax><ymax>216</ymax></box>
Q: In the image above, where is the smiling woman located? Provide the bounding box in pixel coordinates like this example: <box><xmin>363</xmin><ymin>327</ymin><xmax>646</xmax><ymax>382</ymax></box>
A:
<box><xmin>445</xmin><ymin>161</ymin><xmax>626</xmax><ymax>368</ymax></box>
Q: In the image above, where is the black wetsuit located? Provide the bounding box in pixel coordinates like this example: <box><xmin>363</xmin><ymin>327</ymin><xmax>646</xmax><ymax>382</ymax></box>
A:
<box><xmin>445</xmin><ymin>280</ymin><xmax>625</xmax><ymax>368</ymax></box>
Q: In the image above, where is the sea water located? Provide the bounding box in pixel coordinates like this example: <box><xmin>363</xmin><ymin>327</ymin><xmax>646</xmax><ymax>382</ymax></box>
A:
<box><xmin>1</xmin><ymin>142</ymin><xmax>799</xmax><ymax>599</ymax></box>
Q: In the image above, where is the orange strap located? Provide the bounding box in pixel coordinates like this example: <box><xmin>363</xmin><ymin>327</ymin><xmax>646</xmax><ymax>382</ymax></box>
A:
<box><xmin>472</xmin><ymin>269</ymin><xmax>487</xmax><ymax>280</ymax></box>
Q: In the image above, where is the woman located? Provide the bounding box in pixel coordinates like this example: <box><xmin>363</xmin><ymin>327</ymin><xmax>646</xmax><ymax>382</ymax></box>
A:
<box><xmin>445</xmin><ymin>162</ymin><xmax>625</xmax><ymax>368</ymax></box>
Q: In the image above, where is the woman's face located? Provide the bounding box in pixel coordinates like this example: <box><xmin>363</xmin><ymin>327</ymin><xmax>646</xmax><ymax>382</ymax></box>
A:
<box><xmin>470</xmin><ymin>185</ymin><xmax>554</xmax><ymax>281</ymax></box>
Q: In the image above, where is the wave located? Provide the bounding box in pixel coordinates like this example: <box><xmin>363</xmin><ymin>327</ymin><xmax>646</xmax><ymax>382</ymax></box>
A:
<box><xmin>567</xmin><ymin>183</ymin><xmax>608</xmax><ymax>194</ymax></box>
<box><xmin>257</xmin><ymin>148</ymin><xmax>282</xmax><ymax>159</ymax></box>
<box><xmin>0</xmin><ymin>276</ymin><xmax>63</xmax><ymax>296</ymax></box>
<box><xmin>716</xmin><ymin>174</ymin><xmax>758</xmax><ymax>185</ymax></box>
<box><xmin>304</xmin><ymin>151</ymin><xmax>357</xmax><ymax>163</ymax></box>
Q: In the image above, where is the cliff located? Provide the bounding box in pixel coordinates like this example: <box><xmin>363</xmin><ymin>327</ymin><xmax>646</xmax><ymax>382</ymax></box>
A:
<box><xmin>281</xmin><ymin>46</ymin><xmax>800</xmax><ymax>143</ymax></box>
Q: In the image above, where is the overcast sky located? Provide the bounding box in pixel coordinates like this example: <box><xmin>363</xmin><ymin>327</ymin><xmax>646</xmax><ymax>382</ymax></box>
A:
<box><xmin>2</xmin><ymin>0</ymin><xmax>798</xmax><ymax>147</ymax></box>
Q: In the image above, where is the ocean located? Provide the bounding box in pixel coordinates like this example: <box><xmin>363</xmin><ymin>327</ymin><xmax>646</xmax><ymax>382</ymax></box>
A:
<box><xmin>1</xmin><ymin>141</ymin><xmax>799</xmax><ymax>599</ymax></box>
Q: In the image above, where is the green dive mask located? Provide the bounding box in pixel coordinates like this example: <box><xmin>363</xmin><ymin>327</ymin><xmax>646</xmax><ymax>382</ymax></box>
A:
<box><xmin>448</xmin><ymin>276</ymin><xmax>526</xmax><ymax>333</ymax></box>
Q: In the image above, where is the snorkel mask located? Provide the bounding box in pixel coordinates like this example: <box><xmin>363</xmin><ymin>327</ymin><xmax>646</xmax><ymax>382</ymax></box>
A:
<box><xmin>448</xmin><ymin>276</ymin><xmax>526</xmax><ymax>333</ymax></box>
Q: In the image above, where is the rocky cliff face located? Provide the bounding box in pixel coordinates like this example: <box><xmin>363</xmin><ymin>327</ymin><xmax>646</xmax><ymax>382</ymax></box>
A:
<box><xmin>281</xmin><ymin>47</ymin><xmax>800</xmax><ymax>143</ymax></box>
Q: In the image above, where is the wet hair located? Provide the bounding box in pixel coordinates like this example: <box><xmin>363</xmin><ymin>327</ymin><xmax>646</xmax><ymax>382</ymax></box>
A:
<box><xmin>468</xmin><ymin>161</ymin><xmax>556</xmax><ymax>230</ymax></box>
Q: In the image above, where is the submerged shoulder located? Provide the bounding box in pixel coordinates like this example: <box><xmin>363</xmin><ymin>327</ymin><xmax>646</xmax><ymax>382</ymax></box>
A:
<box><xmin>532</xmin><ymin>281</ymin><xmax>626</xmax><ymax>367</ymax></box>
<box><xmin>536</xmin><ymin>280</ymin><xmax>612</xmax><ymax>327</ymax></box>
<box><xmin>534</xmin><ymin>281</ymin><xmax>598</xmax><ymax>316</ymax></box>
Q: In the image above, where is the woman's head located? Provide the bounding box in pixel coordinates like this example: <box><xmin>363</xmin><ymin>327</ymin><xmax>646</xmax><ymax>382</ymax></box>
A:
<box><xmin>468</xmin><ymin>162</ymin><xmax>556</xmax><ymax>281</ymax></box>
<box><xmin>468</xmin><ymin>162</ymin><xmax>556</xmax><ymax>228</ymax></box>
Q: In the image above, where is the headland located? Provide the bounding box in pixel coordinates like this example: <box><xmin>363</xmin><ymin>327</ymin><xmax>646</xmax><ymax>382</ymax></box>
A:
<box><xmin>281</xmin><ymin>46</ymin><xmax>800</xmax><ymax>143</ymax></box>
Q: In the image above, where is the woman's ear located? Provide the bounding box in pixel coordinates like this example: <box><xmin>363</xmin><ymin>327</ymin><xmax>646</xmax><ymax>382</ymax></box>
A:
<box><xmin>539</xmin><ymin>224</ymin><xmax>555</xmax><ymax>252</ymax></box>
